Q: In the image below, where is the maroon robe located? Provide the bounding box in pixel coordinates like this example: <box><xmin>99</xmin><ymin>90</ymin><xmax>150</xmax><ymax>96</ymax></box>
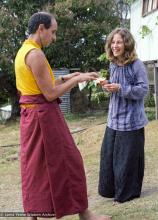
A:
<box><xmin>19</xmin><ymin>94</ymin><xmax>88</xmax><ymax>219</ymax></box>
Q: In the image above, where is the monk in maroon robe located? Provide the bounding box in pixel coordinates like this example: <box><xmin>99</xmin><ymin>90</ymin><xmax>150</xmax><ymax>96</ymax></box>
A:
<box><xmin>15</xmin><ymin>11</ymin><xmax>112</xmax><ymax>220</ymax></box>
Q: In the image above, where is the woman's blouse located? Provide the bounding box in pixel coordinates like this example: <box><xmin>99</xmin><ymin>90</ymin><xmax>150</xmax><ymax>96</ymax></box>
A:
<box><xmin>107</xmin><ymin>59</ymin><xmax>149</xmax><ymax>131</ymax></box>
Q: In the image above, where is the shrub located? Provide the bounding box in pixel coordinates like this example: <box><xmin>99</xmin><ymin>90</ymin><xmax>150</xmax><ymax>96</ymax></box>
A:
<box><xmin>144</xmin><ymin>94</ymin><xmax>155</xmax><ymax>107</ymax></box>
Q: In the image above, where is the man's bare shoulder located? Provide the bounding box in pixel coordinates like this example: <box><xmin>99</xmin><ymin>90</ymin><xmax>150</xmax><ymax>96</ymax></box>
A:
<box><xmin>27</xmin><ymin>48</ymin><xmax>45</xmax><ymax>60</ymax></box>
<box><xmin>26</xmin><ymin>48</ymin><xmax>46</xmax><ymax>68</ymax></box>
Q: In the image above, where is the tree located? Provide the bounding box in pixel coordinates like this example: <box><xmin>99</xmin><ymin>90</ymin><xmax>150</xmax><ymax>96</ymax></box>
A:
<box><xmin>0</xmin><ymin>0</ymin><xmax>55</xmax><ymax>119</ymax></box>
<box><xmin>47</xmin><ymin>0</ymin><xmax>120</xmax><ymax>71</ymax></box>
<box><xmin>48</xmin><ymin>0</ymin><xmax>120</xmax><ymax>109</ymax></box>
<box><xmin>0</xmin><ymin>0</ymin><xmax>122</xmax><ymax>119</ymax></box>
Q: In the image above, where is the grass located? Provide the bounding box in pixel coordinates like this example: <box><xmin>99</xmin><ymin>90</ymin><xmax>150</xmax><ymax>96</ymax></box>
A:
<box><xmin>0</xmin><ymin>113</ymin><xmax>158</xmax><ymax>220</ymax></box>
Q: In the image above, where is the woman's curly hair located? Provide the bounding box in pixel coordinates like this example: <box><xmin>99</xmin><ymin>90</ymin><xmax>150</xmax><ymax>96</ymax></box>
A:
<box><xmin>105</xmin><ymin>28</ymin><xmax>137</xmax><ymax>65</ymax></box>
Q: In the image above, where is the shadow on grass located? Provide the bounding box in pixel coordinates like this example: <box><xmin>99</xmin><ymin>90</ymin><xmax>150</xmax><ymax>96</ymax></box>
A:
<box><xmin>141</xmin><ymin>186</ymin><xmax>158</xmax><ymax>197</ymax></box>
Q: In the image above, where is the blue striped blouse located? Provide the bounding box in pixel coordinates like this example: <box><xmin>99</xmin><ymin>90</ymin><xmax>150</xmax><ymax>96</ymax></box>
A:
<box><xmin>107</xmin><ymin>59</ymin><xmax>149</xmax><ymax>131</ymax></box>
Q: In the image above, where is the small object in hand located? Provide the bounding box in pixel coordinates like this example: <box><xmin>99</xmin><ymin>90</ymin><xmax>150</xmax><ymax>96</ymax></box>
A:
<box><xmin>94</xmin><ymin>77</ymin><xmax>106</xmax><ymax>86</ymax></box>
<box><xmin>78</xmin><ymin>81</ymin><xmax>88</xmax><ymax>91</ymax></box>
<box><xmin>96</xmin><ymin>77</ymin><xmax>106</xmax><ymax>84</ymax></box>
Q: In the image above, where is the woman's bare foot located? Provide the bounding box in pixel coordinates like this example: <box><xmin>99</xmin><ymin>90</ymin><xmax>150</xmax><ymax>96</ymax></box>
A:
<box><xmin>112</xmin><ymin>201</ymin><xmax>120</xmax><ymax>206</ymax></box>
<box><xmin>79</xmin><ymin>209</ymin><xmax>112</xmax><ymax>220</ymax></box>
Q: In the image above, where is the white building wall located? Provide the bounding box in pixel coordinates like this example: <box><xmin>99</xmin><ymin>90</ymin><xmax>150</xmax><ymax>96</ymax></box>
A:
<box><xmin>130</xmin><ymin>0</ymin><xmax>158</xmax><ymax>62</ymax></box>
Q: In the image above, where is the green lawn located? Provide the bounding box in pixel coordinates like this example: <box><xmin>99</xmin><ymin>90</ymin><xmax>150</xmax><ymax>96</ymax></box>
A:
<box><xmin>0</xmin><ymin>114</ymin><xmax>158</xmax><ymax>220</ymax></box>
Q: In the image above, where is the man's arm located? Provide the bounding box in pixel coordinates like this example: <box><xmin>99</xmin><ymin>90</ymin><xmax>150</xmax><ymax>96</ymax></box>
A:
<box><xmin>55</xmin><ymin>72</ymin><xmax>81</xmax><ymax>85</ymax></box>
<box><xmin>25</xmin><ymin>49</ymin><xmax>98</xmax><ymax>101</ymax></box>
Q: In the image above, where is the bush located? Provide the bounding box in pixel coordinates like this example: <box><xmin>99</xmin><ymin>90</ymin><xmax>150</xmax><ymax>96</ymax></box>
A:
<box><xmin>144</xmin><ymin>94</ymin><xmax>155</xmax><ymax>107</ymax></box>
<box><xmin>0</xmin><ymin>92</ymin><xmax>9</xmax><ymax>106</ymax></box>
<box><xmin>91</xmin><ymin>91</ymin><xmax>110</xmax><ymax>110</ymax></box>
<box><xmin>91</xmin><ymin>91</ymin><xmax>109</xmax><ymax>103</ymax></box>
<box><xmin>145</xmin><ymin>107</ymin><xmax>155</xmax><ymax>121</ymax></box>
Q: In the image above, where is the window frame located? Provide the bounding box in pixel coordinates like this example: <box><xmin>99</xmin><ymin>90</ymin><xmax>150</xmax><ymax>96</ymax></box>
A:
<box><xmin>142</xmin><ymin>0</ymin><xmax>158</xmax><ymax>16</ymax></box>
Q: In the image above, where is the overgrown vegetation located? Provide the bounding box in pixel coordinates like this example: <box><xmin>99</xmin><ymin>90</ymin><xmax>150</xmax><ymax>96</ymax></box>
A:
<box><xmin>144</xmin><ymin>94</ymin><xmax>156</xmax><ymax>121</ymax></box>
<box><xmin>145</xmin><ymin>108</ymin><xmax>155</xmax><ymax>121</ymax></box>
<box><xmin>145</xmin><ymin>94</ymin><xmax>155</xmax><ymax>108</ymax></box>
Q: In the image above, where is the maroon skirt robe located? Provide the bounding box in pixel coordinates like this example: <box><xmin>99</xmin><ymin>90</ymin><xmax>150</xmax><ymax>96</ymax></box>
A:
<box><xmin>19</xmin><ymin>94</ymin><xmax>88</xmax><ymax>218</ymax></box>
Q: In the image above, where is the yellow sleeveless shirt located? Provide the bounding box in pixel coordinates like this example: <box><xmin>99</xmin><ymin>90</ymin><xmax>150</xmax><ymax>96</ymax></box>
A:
<box><xmin>15</xmin><ymin>39</ymin><xmax>55</xmax><ymax>95</ymax></box>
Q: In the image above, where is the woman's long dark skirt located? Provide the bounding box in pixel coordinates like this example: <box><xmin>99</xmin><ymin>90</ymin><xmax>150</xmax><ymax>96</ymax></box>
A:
<box><xmin>98</xmin><ymin>126</ymin><xmax>145</xmax><ymax>203</ymax></box>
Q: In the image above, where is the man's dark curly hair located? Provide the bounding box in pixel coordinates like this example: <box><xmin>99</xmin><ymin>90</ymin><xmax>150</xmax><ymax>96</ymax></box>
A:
<box><xmin>28</xmin><ymin>12</ymin><xmax>55</xmax><ymax>34</ymax></box>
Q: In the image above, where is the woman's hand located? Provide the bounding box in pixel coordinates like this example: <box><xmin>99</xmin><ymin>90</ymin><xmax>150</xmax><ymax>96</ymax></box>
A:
<box><xmin>103</xmin><ymin>83</ymin><xmax>121</xmax><ymax>92</ymax></box>
<box><xmin>99</xmin><ymin>79</ymin><xmax>109</xmax><ymax>86</ymax></box>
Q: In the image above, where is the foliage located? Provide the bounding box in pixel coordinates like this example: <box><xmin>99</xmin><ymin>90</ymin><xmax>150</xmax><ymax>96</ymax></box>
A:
<box><xmin>0</xmin><ymin>0</ymin><xmax>130</xmax><ymax>118</ymax></box>
<box><xmin>145</xmin><ymin>107</ymin><xmax>155</xmax><ymax>121</ymax></box>
<box><xmin>0</xmin><ymin>91</ymin><xmax>8</xmax><ymax>106</ymax></box>
<box><xmin>111</xmin><ymin>0</ymin><xmax>131</xmax><ymax>28</ymax></box>
<box><xmin>139</xmin><ymin>25</ymin><xmax>152</xmax><ymax>39</ymax></box>
<box><xmin>138</xmin><ymin>16</ymin><xmax>158</xmax><ymax>39</ymax></box>
<box><xmin>0</xmin><ymin>0</ymin><xmax>55</xmax><ymax>118</ymax></box>
<box><xmin>97</xmin><ymin>52</ymin><xmax>107</xmax><ymax>62</ymax></box>
<box><xmin>85</xmin><ymin>51</ymin><xmax>110</xmax><ymax>107</ymax></box>
<box><xmin>91</xmin><ymin>90</ymin><xmax>109</xmax><ymax>104</ymax></box>
<box><xmin>47</xmin><ymin>0</ymin><xmax>120</xmax><ymax>70</ymax></box>
<box><xmin>144</xmin><ymin>95</ymin><xmax>156</xmax><ymax>120</ymax></box>
<box><xmin>145</xmin><ymin>94</ymin><xmax>155</xmax><ymax>108</ymax></box>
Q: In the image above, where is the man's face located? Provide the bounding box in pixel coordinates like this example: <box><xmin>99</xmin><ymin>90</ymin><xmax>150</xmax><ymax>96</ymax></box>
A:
<box><xmin>40</xmin><ymin>19</ymin><xmax>57</xmax><ymax>47</ymax></box>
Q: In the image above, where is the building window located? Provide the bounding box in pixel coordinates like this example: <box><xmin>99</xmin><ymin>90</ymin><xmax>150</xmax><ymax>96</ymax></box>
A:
<box><xmin>142</xmin><ymin>0</ymin><xmax>158</xmax><ymax>16</ymax></box>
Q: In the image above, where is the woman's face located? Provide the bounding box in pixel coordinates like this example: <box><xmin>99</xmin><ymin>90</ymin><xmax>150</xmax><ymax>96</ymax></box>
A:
<box><xmin>111</xmin><ymin>33</ymin><xmax>125</xmax><ymax>59</ymax></box>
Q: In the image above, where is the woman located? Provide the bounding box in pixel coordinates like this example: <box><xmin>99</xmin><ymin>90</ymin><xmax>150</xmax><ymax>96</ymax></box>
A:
<box><xmin>98</xmin><ymin>28</ymin><xmax>149</xmax><ymax>204</ymax></box>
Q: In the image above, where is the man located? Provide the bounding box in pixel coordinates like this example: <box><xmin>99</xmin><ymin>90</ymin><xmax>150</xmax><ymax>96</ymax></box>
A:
<box><xmin>14</xmin><ymin>12</ymin><xmax>111</xmax><ymax>220</ymax></box>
